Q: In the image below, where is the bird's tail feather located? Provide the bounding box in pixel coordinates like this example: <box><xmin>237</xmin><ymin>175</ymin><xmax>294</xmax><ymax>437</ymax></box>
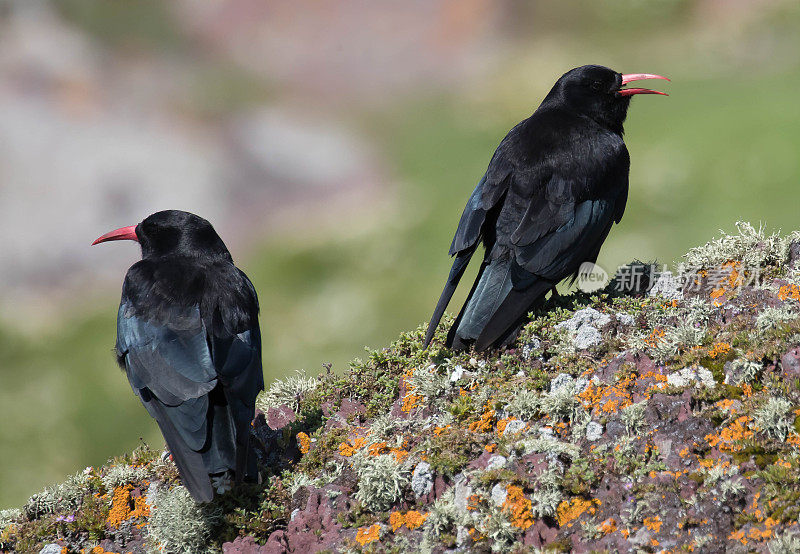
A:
<box><xmin>423</xmin><ymin>249</ymin><xmax>474</xmax><ymax>348</ymax></box>
<box><xmin>447</xmin><ymin>257</ymin><xmax>488</xmax><ymax>349</ymax></box>
<box><xmin>148</xmin><ymin>400</ymin><xmax>214</xmax><ymax>502</ymax></box>
<box><xmin>474</xmin><ymin>279</ymin><xmax>552</xmax><ymax>351</ymax></box>
<box><xmin>453</xmin><ymin>256</ymin><xmax>514</xmax><ymax>346</ymax></box>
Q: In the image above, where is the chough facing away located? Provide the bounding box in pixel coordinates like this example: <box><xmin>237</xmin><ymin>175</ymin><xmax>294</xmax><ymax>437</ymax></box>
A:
<box><xmin>93</xmin><ymin>210</ymin><xmax>263</xmax><ymax>502</ymax></box>
<box><xmin>424</xmin><ymin>65</ymin><xmax>668</xmax><ymax>351</ymax></box>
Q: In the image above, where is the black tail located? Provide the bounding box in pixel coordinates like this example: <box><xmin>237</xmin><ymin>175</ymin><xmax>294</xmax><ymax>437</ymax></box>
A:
<box><xmin>147</xmin><ymin>399</ymin><xmax>215</xmax><ymax>503</ymax></box>
<box><xmin>448</xmin><ymin>255</ymin><xmax>514</xmax><ymax>350</ymax></box>
<box><xmin>423</xmin><ymin>250</ymin><xmax>474</xmax><ymax>348</ymax></box>
<box><xmin>474</xmin><ymin>279</ymin><xmax>552</xmax><ymax>351</ymax></box>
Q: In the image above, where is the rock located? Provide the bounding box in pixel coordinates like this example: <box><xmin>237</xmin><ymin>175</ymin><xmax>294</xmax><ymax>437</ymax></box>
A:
<box><xmin>781</xmin><ymin>348</ymin><xmax>800</xmax><ymax>379</ymax></box>
<box><xmin>667</xmin><ymin>366</ymin><xmax>715</xmax><ymax>389</ymax></box>
<box><xmin>449</xmin><ymin>364</ymin><xmax>465</xmax><ymax>383</ymax></box>
<box><xmin>411</xmin><ymin>461</ymin><xmax>433</xmax><ymax>498</ymax></box>
<box><xmin>788</xmin><ymin>240</ymin><xmax>800</xmax><ymax>267</ymax></box>
<box><xmin>266</xmin><ymin>489</ymin><xmax>342</xmax><ymax>553</ymax></box>
<box><xmin>556</xmin><ymin>308</ymin><xmax>611</xmax><ymax>332</ymax></box>
<box><xmin>223</xmin><ymin>535</ymin><xmax>274</xmax><ymax>553</ymax></box>
<box><xmin>491</xmin><ymin>483</ymin><xmax>507</xmax><ymax>506</ymax></box>
<box><xmin>486</xmin><ymin>455</ymin><xmax>507</xmax><ymax>470</ymax></box>
<box><xmin>503</xmin><ymin>419</ymin><xmax>527</xmax><ymax>435</ymax></box>
<box><xmin>605</xmin><ymin>420</ymin><xmax>626</xmax><ymax>440</ymax></box>
<box><xmin>586</xmin><ymin>421</ymin><xmax>603</xmax><ymax>441</ymax></box>
<box><xmin>266</xmin><ymin>405</ymin><xmax>297</xmax><ymax>430</ymax></box>
<box><xmin>453</xmin><ymin>476</ymin><xmax>473</xmax><ymax>512</ymax></box>
<box><xmin>39</xmin><ymin>545</ymin><xmax>62</xmax><ymax>554</ymax></box>
<box><xmin>616</xmin><ymin>312</ymin><xmax>635</xmax><ymax>326</ymax></box>
<box><xmin>574</xmin><ymin>325</ymin><xmax>602</xmax><ymax>349</ymax></box>
<box><xmin>556</xmin><ymin>308</ymin><xmax>610</xmax><ymax>350</ymax></box>
<box><xmin>337</xmin><ymin>399</ymin><xmax>366</xmax><ymax>420</ymax></box>
<box><xmin>522</xmin><ymin>337</ymin><xmax>542</xmax><ymax>359</ymax></box>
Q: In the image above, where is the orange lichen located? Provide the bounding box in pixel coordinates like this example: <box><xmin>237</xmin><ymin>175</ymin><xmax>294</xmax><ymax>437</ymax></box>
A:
<box><xmin>297</xmin><ymin>432</ymin><xmax>311</xmax><ymax>455</ymax></box>
<box><xmin>368</xmin><ymin>441</ymin><xmax>388</xmax><ymax>456</ymax></box>
<box><xmin>709</xmin><ymin>261</ymin><xmax>743</xmax><ymax>306</ymax></box>
<box><xmin>401</xmin><ymin>368</ymin><xmax>422</xmax><ymax>413</ymax></box>
<box><xmin>485</xmin><ymin>443</ymin><xmax>497</xmax><ymax>453</ymax></box>
<box><xmin>778</xmin><ymin>284</ymin><xmax>800</xmax><ymax>302</ymax></box>
<box><xmin>389</xmin><ymin>511</ymin><xmax>404</xmax><ymax>532</ymax></box>
<box><xmin>355</xmin><ymin>523</ymin><xmax>381</xmax><ymax>546</ymax></box>
<box><xmin>106</xmin><ymin>485</ymin><xmax>133</xmax><ymax>527</ymax></box>
<box><xmin>598</xmin><ymin>518</ymin><xmax>617</xmax><ymax>535</ymax></box>
<box><xmin>338</xmin><ymin>436</ymin><xmax>367</xmax><ymax>457</ymax></box>
<box><xmin>433</xmin><ymin>425</ymin><xmax>450</xmax><ymax>436</ymax></box>
<box><xmin>468</xmin><ymin>406</ymin><xmax>496</xmax><ymax>433</ymax></box>
<box><xmin>404</xmin><ymin>510</ymin><xmax>427</xmax><ymax>530</ymax></box>
<box><xmin>390</xmin><ymin>448</ymin><xmax>409</xmax><ymax>463</ymax></box>
<box><xmin>579</xmin><ymin>377</ymin><xmax>635</xmax><ymax>416</ymax></box>
<box><xmin>646</xmin><ymin>328</ymin><xmax>666</xmax><ymax>347</ymax></box>
<box><xmin>502</xmin><ymin>485</ymin><xmax>534</xmax><ymax>530</ymax></box>
<box><xmin>556</xmin><ymin>498</ymin><xmax>600</xmax><ymax>527</ymax></box>
<box><xmin>788</xmin><ymin>433</ymin><xmax>800</xmax><ymax>448</ymax></box>
<box><xmin>643</xmin><ymin>515</ymin><xmax>662</xmax><ymax>533</ymax></box>
<box><xmin>496</xmin><ymin>417</ymin><xmax>517</xmax><ymax>436</ymax></box>
<box><xmin>708</xmin><ymin>342</ymin><xmax>732</xmax><ymax>358</ymax></box>
<box><xmin>704</xmin><ymin>415</ymin><xmax>754</xmax><ymax>453</ymax></box>
<box><xmin>716</xmin><ymin>399</ymin><xmax>736</xmax><ymax>412</ymax></box>
<box><xmin>106</xmin><ymin>483</ymin><xmax>149</xmax><ymax>530</ymax></box>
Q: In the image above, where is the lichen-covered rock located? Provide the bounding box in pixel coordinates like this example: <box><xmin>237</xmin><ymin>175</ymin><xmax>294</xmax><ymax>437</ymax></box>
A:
<box><xmin>7</xmin><ymin>222</ymin><xmax>800</xmax><ymax>553</ymax></box>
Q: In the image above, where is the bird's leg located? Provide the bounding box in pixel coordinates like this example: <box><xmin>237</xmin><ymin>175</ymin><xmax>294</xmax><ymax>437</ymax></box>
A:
<box><xmin>549</xmin><ymin>287</ymin><xmax>560</xmax><ymax>300</ymax></box>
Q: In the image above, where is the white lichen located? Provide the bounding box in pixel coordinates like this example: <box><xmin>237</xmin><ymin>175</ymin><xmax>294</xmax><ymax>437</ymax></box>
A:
<box><xmin>255</xmin><ymin>370</ymin><xmax>318</xmax><ymax>413</ymax></box>
<box><xmin>101</xmin><ymin>464</ymin><xmax>151</xmax><ymax>491</ymax></box>
<box><xmin>353</xmin><ymin>453</ymin><xmax>410</xmax><ymax>512</ymax></box>
<box><xmin>753</xmin><ymin>397</ymin><xmax>794</xmax><ymax>442</ymax></box>
<box><xmin>146</xmin><ymin>485</ymin><xmax>220</xmax><ymax>554</ymax></box>
<box><xmin>683</xmin><ymin>221</ymin><xmax>799</xmax><ymax>270</ymax></box>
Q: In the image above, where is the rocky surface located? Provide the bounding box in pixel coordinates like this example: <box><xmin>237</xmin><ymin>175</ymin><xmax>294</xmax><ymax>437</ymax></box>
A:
<box><xmin>4</xmin><ymin>223</ymin><xmax>800</xmax><ymax>553</ymax></box>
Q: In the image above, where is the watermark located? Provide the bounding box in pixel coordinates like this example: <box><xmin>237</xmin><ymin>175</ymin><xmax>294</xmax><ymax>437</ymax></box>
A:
<box><xmin>576</xmin><ymin>262</ymin><xmax>609</xmax><ymax>293</ymax></box>
<box><xmin>574</xmin><ymin>261</ymin><xmax>765</xmax><ymax>296</ymax></box>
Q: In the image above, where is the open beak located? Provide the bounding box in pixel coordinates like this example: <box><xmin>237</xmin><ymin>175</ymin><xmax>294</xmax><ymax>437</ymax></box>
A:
<box><xmin>92</xmin><ymin>225</ymin><xmax>139</xmax><ymax>246</ymax></box>
<box><xmin>618</xmin><ymin>73</ymin><xmax>670</xmax><ymax>97</ymax></box>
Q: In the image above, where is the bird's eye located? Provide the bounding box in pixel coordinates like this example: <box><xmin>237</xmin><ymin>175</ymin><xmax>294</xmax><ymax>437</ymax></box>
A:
<box><xmin>589</xmin><ymin>80</ymin><xmax>602</xmax><ymax>91</ymax></box>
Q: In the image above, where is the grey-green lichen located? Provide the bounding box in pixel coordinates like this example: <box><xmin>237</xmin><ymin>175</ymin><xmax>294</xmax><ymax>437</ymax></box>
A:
<box><xmin>146</xmin><ymin>485</ymin><xmax>220</xmax><ymax>554</ymax></box>
<box><xmin>683</xmin><ymin>221</ymin><xmax>800</xmax><ymax>269</ymax></box>
<box><xmin>353</xmin><ymin>453</ymin><xmax>410</xmax><ymax>512</ymax></box>
<box><xmin>753</xmin><ymin>397</ymin><xmax>795</xmax><ymax>442</ymax></box>
<box><xmin>255</xmin><ymin>369</ymin><xmax>319</xmax><ymax>413</ymax></box>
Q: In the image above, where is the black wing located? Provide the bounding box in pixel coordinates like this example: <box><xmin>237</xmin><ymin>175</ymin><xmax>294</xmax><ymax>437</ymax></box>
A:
<box><xmin>116</xmin><ymin>287</ymin><xmax>262</xmax><ymax>502</ymax></box>
<box><xmin>117</xmin><ymin>301</ymin><xmax>218</xmax><ymax>501</ymax></box>
<box><xmin>472</xmin><ymin>144</ymin><xmax>629</xmax><ymax>350</ymax></box>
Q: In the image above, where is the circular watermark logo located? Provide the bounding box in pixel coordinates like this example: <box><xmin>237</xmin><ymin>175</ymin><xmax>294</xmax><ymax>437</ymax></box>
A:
<box><xmin>576</xmin><ymin>262</ymin><xmax>608</xmax><ymax>293</ymax></box>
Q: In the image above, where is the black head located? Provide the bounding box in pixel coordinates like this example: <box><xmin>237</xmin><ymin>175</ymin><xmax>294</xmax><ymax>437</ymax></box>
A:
<box><xmin>542</xmin><ymin>65</ymin><xmax>668</xmax><ymax>133</ymax></box>
<box><xmin>93</xmin><ymin>210</ymin><xmax>232</xmax><ymax>262</ymax></box>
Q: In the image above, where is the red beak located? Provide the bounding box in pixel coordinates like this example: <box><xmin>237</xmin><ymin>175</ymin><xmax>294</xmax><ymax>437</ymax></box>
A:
<box><xmin>92</xmin><ymin>225</ymin><xmax>139</xmax><ymax>245</ymax></box>
<box><xmin>618</xmin><ymin>73</ymin><xmax>670</xmax><ymax>97</ymax></box>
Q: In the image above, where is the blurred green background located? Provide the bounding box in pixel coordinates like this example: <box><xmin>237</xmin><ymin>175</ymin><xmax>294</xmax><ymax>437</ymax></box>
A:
<box><xmin>1</xmin><ymin>0</ymin><xmax>799</xmax><ymax>507</ymax></box>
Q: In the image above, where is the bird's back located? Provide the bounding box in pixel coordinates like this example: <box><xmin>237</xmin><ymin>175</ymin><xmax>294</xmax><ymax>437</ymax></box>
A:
<box><xmin>116</xmin><ymin>256</ymin><xmax>262</xmax><ymax>501</ymax></box>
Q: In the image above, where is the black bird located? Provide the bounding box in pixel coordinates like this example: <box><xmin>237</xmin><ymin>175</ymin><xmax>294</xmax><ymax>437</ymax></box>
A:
<box><xmin>93</xmin><ymin>210</ymin><xmax>263</xmax><ymax>502</ymax></box>
<box><xmin>424</xmin><ymin>65</ymin><xmax>668</xmax><ymax>351</ymax></box>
